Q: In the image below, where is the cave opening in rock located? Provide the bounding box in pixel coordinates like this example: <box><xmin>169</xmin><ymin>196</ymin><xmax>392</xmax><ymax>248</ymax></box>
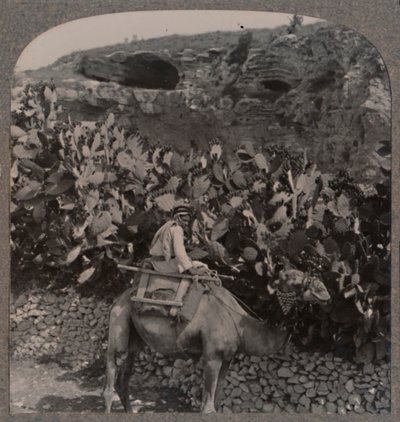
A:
<box><xmin>78</xmin><ymin>52</ymin><xmax>180</xmax><ymax>90</ymax></box>
<box><xmin>262</xmin><ymin>79</ymin><xmax>291</xmax><ymax>92</ymax></box>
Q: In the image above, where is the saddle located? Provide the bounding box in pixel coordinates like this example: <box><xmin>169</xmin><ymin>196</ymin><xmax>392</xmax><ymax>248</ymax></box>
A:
<box><xmin>130</xmin><ymin>259</ymin><xmax>214</xmax><ymax>322</ymax></box>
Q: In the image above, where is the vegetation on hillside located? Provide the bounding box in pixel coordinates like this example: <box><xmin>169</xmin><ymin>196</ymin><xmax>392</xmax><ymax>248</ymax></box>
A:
<box><xmin>22</xmin><ymin>20</ymin><xmax>329</xmax><ymax>78</ymax></box>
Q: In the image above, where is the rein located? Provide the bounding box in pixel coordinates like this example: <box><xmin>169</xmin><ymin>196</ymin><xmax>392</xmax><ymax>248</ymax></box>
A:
<box><xmin>227</xmin><ymin>292</ymin><xmax>264</xmax><ymax>321</ymax></box>
<box><xmin>205</xmin><ymin>282</ymin><xmax>263</xmax><ymax>322</ymax></box>
<box><xmin>212</xmin><ymin>272</ymin><xmax>312</xmax><ymax>321</ymax></box>
<box><xmin>196</xmin><ymin>268</ymin><xmax>264</xmax><ymax>321</ymax></box>
<box><xmin>210</xmin><ymin>292</ymin><xmax>263</xmax><ymax>355</ymax></box>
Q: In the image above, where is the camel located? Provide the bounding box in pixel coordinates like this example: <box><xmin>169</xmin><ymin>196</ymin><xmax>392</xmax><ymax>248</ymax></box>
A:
<box><xmin>103</xmin><ymin>269</ymin><xmax>330</xmax><ymax>413</ymax></box>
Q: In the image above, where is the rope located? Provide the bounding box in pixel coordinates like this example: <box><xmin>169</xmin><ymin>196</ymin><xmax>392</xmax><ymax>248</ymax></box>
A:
<box><xmin>210</xmin><ymin>290</ymin><xmax>263</xmax><ymax>322</ymax></box>
<box><xmin>199</xmin><ymin>268</ymin><xmax>263</xmax><ymax>321</ymax></box>
<box><xmin>226</xmin><ymin>292</ymin><xmax>264</xmax><ymax>321</ymax></box>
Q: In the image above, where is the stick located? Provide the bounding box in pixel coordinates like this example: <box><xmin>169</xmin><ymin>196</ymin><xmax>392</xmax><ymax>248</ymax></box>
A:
<box><xmin>117</xmin><ymin>264</ymin><xmax>234</xmax><ymax>281</ymax></box>
<box><xmin>130</xmin><ymin>297</ymin><xmax>183</xmax><ymax>307</ymax></box>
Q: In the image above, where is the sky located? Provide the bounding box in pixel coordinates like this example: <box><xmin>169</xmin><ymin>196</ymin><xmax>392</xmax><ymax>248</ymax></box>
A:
<box><xmin>15</xmin><ymin>10</ymin><xmax>322</xmax><ymax>71</ymax></box>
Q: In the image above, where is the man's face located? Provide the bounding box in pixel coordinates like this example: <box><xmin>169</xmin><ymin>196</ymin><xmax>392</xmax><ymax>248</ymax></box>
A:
<box><xmin>177</xmin><ymin>214</ymin><xmax>191</xmax><ymax>231</ymax></box>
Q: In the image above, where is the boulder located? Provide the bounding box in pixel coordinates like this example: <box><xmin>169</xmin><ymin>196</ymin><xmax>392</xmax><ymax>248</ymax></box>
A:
<box><xmin>326</xmin><ymin>402</ymin><xmax>338</xmax><ymax>413</ymax></box>
<box><xmin>78</xmin><ymin>51</ymin><xmax>179</xmax><ymax>89</ymax></box>
<box><xmin>277</xmin><ymin>367</ymin><xmax>294</xmax><ymax>378</ymax></box>
<box><xmin>262</xmin><ymin>403</ymin><xmax>275</xmax><ymax>413</ymax></box>
<box><xmin>345</xmin><ymin>379</ymin><xmax>355</xmax><ymax>393</ymax></box>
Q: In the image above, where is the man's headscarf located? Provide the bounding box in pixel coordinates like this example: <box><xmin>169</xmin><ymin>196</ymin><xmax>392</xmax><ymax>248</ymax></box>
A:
<box><xmin>173</xmin><ymin>205</ymin><xmax>193</xmax><ymax>218</ymax></box>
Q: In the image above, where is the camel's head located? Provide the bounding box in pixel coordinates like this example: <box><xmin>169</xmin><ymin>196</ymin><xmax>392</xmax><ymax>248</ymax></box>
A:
<box><xmin>273</xmin><ymin>269</ymin><xmax>331</xmax><ymax>315</ymax></box>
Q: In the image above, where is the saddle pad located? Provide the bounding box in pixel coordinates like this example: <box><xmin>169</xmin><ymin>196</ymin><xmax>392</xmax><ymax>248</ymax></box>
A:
<box><xmin>146</xmin><ymin>274</ymin><xmax>181</xmax><ymax>295</ymax></box>
<box><xmin>135</xmin><ymin>281</ymin><xmax>207</xmax><ymax>323</ymax></box>
<box><xmin>137</xmin><ymin>289</ymin><xmax>173</xmax><ymax>317</ymax></box>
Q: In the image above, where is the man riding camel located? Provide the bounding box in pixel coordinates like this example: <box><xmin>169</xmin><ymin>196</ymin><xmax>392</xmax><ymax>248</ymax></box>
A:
<box><xmin>148</xmin><ymin>205</ymin><xmax>208</xmax><ymax>276</ymax></box>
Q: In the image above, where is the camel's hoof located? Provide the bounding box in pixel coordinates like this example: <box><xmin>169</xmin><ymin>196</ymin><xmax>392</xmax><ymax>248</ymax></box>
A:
<box><xmin>202</xmin><ymin>408</ymin><xmax>217</xmax><ymax>414</ymax></box>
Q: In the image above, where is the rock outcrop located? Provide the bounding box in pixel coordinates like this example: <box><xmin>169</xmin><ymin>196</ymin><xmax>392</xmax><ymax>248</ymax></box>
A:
<box><xmin>22</xmin><ymin>23</ymin><xmax>390</xmax><ymax>182</ymax></box>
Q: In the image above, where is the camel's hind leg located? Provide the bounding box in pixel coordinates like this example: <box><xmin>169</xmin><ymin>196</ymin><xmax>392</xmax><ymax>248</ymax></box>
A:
<box><xmin>103</xmin><ymin>288</ymin><xmax>142</xmax><ymax>413</ymax></box>
<box><xmin>114</xmin><ymin>322</ymin><xmax>143</xmax><ymax>412</ymax></box>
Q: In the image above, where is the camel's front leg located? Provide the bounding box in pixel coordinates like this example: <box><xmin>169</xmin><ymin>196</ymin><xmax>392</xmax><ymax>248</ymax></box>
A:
<box><xmin>201</xmin><ymin>359</ymin><xmax>223</xmax><ymax>414</ymax></box>
<box><xmin>215</xmin><ymin>359</ymin><xmax>231</xmax><ymax>410</ymax></box>
<box><xmin>104</xmin><ymin>353</ymin><xmax>117</xmax><ymax>413</ymax></box>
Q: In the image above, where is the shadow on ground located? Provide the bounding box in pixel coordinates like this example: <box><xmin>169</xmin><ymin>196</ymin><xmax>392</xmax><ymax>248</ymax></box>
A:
<box><xmin>35</xmin><ymin>386</ymin><xmax>194</xmax><ymax>413</ymax></box>
<box><xmin>53</xmin><ymin>358</ymin><xmax>106</xmax><ymax>391</ymax></box>
<box><xmin>11</xmin><ymin>358</ymin><xmax>195</xmax><ymax>413</ymax></box>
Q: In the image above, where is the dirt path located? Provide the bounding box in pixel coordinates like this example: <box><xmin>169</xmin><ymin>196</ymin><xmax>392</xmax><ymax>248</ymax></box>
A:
<box><xmin>10</xmin><ymin>360</ymin><xmax>194</xmax><ymax>413</ymax></box>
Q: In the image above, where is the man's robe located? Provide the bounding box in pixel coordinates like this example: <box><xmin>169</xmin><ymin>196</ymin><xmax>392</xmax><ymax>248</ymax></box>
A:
<box><xmin>149</xmin><ymin>220</ymin><xmax>205</xmax><ymax>274</ymax></box>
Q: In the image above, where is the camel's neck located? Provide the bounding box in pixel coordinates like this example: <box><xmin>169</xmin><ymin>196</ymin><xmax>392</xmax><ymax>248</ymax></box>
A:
<box><xmin>208</xmin><ymin>287</ymin><xmax>289</xmax><ymax>356</ymax></box>
<box><xmin>238</xmin><ymin>314</ymin><xmax>289</xmax><ymax>356</ymax></box>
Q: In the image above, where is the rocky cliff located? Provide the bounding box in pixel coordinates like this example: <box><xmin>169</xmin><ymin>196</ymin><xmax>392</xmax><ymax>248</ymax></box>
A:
<box><xmin>20</xmin><ymin>23</ymin><xmax>390</xmax><ymax>181</ymax></box>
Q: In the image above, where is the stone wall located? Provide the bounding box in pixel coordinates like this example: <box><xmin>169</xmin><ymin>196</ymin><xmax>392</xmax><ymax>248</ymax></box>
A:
<box><xmin>11</xmin><ymin>289</ymin><xmax>110</xmax><ymax>368</ymax></box>
<box><xmin>10</xmin><ymin>289</ymin><xmax>390</xmax><ymax>414</ymax></box>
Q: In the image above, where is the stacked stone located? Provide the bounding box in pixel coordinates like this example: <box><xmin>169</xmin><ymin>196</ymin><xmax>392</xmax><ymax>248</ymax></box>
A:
<box><xmin>179</xmin><ymin>352</ymin><xmax>390</xmax><ymax>414</ymax></box>
<box><xmin>11</xmin><ymin>292</ymin><xmax>64</xmax><ymax>358</ymax></box>
<box><xmin>11</xmin><ymin>290</ymin><xmax>390</xmax><ymax>413</ymax></box>
<box><xmin>123</xmin><ymin>347</ymin><xmax>390</xmax><ymax>414</ymax></box>
<box><xmin>11</xmin><ymin>289</ymin><xmax>110</xmax><ymax>369</ymax></box>
<box><xmin>127</xmin><ymin>351</ymin><xmax>204</xmax><ymax>409</ymax></box>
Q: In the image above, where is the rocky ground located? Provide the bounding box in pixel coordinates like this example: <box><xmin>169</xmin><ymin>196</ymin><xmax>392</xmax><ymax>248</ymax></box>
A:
<box><xmin>10</xmin><ymin>289</ymin><xmax>390</xmax><ymax>414</ymax></box>
<box><xmin>10</xmin><ymin>351</ymin><xmax>390</xmax><ymax>414</ymax></box>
